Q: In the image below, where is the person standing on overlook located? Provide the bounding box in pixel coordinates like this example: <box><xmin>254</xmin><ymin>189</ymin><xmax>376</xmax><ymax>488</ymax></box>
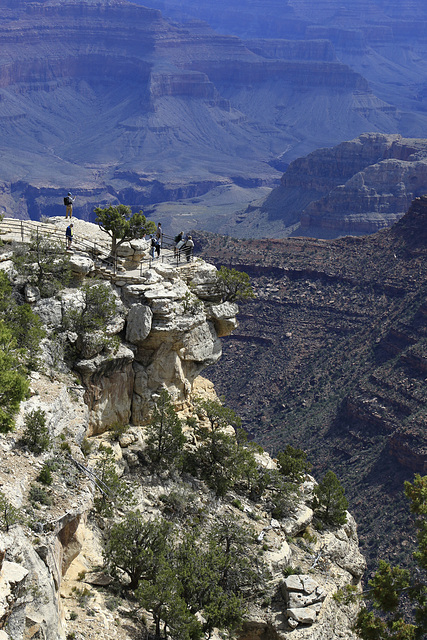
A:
<box><xmin>156</xmin><ymin>222</ymin><xmax>163</xmax><ymax>246</ymax></box>
<box><xmin>64</xmin><ymin>192</ymin><xmax>75</xmax><ymax>219</ymax></box>
<box><xmin>65</xmin><ymin>223</ymin><xmax>74</xmax><ymax>250</ymax></box>
<box><xmin>184</xmin><ymin>235</ymin><xmax>194</xmax><ymax>262</ymax></box>
<box><xmin>175</xmin><ymin>231</ymin><xmax>185</xmax><ymax>258</ymax></box>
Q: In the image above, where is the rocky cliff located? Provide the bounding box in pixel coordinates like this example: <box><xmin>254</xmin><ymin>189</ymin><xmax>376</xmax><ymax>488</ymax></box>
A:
<box><xmin>226</xmin><ymin>133</ymin><xmax>427</xmax><ymax>239</ymax></box>
<box><xmin>194</xmin><ymin>196</ymin><xmax>427</xmax><ymax>572</ymax></box>
<box><xmin>0</xmin><ymin>218</ymin><xmax>365</xmax><ymax>640</ymax></box>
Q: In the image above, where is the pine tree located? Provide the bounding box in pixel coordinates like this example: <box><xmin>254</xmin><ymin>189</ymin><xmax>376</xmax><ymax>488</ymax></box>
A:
<box><xmin>277</xmin><ymin>444</ymin><xmax>312</xmax><ymax>483</ymax></box>
<box><xmin>355</xmin><ymin>474</ymin><xmax>427</xmax><ymax>640</ymax></box>
<box><xmin>94</xmin><ymin>204</ymin><xmax>156</xmax><ymax>257</ymax></box>
<box><xmin>145</xmin><ymin>390</ymin><xmax>186</xmax><ymax>470</ymax></box>
<box><xmin>312</xmin><ymin>469</ymin><xmax>348</xmax><ymax>527</ymax></box>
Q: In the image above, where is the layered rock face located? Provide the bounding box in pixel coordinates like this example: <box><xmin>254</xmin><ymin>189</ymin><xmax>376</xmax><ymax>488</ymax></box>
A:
<box><xmin>195</xmin><ymin>196</ymin><xmax>427</xmax><ymax>572</ymax></box>
<box><xmin>231</xmin><ymin>133</ymin><xmax>427</xmax><ymax>239</ymax></box>
<box><xmin>67</xmin><ymin>260</ymin><xmax>237</xmax><ymax>433</ymax></box>
<box><xmin>0</xmin><ymin>0</ymin><xmax>417</xmax><ymax>230</ymax></box>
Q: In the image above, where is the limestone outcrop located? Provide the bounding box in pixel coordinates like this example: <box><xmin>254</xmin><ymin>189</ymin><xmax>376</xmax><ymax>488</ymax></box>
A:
<box><xmin>69</xmin><ymin>259</ymin><xmax>233</xmax><ymax>431</ymax></box>
<box><xmin>0</xmin><ymin>227</ymin><xmax>365</xmax><ymax>640</ymax></box>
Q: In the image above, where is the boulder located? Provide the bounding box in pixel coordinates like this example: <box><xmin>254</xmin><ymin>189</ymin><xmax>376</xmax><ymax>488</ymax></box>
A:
<box><xmin>34</xmin><ymin>298</ymin><xmax>63</xmax><ymax>329</ymax></box>
<box><xmin>187</xmin><ymin>263</ymin><xmax>222</xmax><ymax>302</ymax></box>
<box><xmin>287</xmin><ymin>607</ymin><xmax>317</xmax><ymax>624</ymax></box>
<box><xmin>0</xmin><ymin>559</ymin><xmax>29</xmax><ymax>629</ymax></box>
<box><xmin>24</xmin><ymin>283</ymin><xmax>40</xmax><ymax>303</ymax></box>
<box><xmin>207</xmin><ymin>301</ymin><xmax>239</xmax><ymax>337</ymax></box>
<box><xmin>281</xmin><ymin>504</ymin><xmax>314</xmax><ymax>536</ymax></box>
<box><xmin>130</xmin><ymin>238</ymin><xmax>150</xmax><ymax>253</ymax></box>
<box><xmin>69</xmin><ymin>255</ymin><xmax>95</xmax><ymax>276</ymax></box>
<box><xmin>126</xmin><ymin>304</ymin><xmax>153</xmax><ymax>345</ymax></box>
<box><xmin>322</xmin><ymin>516</ymin><xmax>366</xmax><ymax>579</ymax></box>
<box><xmin>116</xmin><ymin>243</ymin><xmax>134</xmax><ymax>257</ymax></box>
<box><xmin>180</xmin><ymin>321</ymin><xmax>221</xmax><ymax>364</ymax></box>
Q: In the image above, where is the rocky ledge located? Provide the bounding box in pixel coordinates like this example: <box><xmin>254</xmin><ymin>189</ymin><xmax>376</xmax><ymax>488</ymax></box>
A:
<box><xmin>0</xmin><ymin>223</ymin><xmax>365</xmax><ymax>640</ymax></box>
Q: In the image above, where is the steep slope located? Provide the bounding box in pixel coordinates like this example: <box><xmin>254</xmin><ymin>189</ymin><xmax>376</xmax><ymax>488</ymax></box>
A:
<box><xmin>196</xmin><ymin>195</ymin><xmax>427</xmax><ymax>572</ymax></box>
<box><xmin>225</xmin><ymin>133</ymin><xmax>427</xmax><ymax>239</ymax></box>
<box><xmin>0</xmin><ymin>0</ymin><xmax>416</xmax><ymax>229</ymax></box>
<box><xmin>0</xmin><ymin>221</ymin><xmax>365</xmax><ymax>640</ymax></box>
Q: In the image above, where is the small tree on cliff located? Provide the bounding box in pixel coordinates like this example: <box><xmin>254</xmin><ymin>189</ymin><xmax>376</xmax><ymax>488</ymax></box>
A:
<box><xmin>216</xmin><ymin>266</ymin><xmax>255</xmax><ymax>303</ymax></box>
<box><xmin>277</xmin><ymin>445</ymin><xmax>312</xmax><ymax>483</ymax></box>
<box><xmin>312</xmin><ymin>469</ymin><xmax>348</xmax><ymax>527</ymax></box>
<box><xmin>12</xmin><ymin>232</ymin><xmax>71</xmax><ymax>297</ymax></box>
<box><xmin>355</xmin><ymin>474</ymin><xmax>427</xmax><ymax>640</ymax></box>
<box><xmin>186</xmin><ymin>399</ymin><xmax>243</xmax><ymax>496</ymax></box>
<box><xmin>145</xmin><ymin>390</ymin><xmax>186</xmax><ymax>470</ymax></box>
<box><xmin>94</xmin><ymin>204</ymin><xmax>156</xmax><ymax>257</ymax></box>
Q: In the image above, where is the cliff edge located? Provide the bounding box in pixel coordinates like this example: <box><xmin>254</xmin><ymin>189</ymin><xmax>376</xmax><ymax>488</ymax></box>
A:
<box><xmin>0</xmin><ymin>219</ymin><xmax>365</xmax><ymax>640</ymax></box>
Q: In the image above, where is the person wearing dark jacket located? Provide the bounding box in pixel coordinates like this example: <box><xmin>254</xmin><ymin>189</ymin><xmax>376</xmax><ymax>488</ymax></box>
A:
<box><xmin>65</xmin><ymin>223</ymin><xmax>74</xmax><ymax>249</ymax></box>
<box><xmin>64</xmin><ymin>192</ymin><xmax>75</xmax><ymax>219</ymax></box>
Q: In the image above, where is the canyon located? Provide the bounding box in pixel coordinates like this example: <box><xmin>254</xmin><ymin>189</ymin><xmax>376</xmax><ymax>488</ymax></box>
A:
<box><xmin>0</xmin><ymin>0</ymin><xmax>426</xmax><ymax>237</ymax></box>
<box><xmin>196</xmin><ymin>195</ymin><xmax>427</xmax><ymax>573</ymax></box>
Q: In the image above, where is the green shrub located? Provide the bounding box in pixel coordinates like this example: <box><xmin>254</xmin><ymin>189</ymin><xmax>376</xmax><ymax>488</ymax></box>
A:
<box><xmin>80</xmin><ymin>437</ymin><xmax>92</xmax><ymax>457</ymax></box>
<box><xmin>109</xmin><ymin>423</ymin><xmax>129</xmax><ymax>441</ymax></box>
<box><xmin>29</xmin><ymin>484</ymin><xmax>52</xmax><ymax>506</ymax></box>
<box><xmin>0</xmin><ymin>320</ymin><xmax>29</xmax><ymax>433</ymax></box>
<box><xmin>0</xmin><ymin>491</ymin><xmax>21</xmax><ymax>531</ymax></box>
<box><xmin>144</xmin><ymin>390</ymin><xmax>185</xmax><ymax>471</ymax></box>
<box><xmin>21</xmin><ymin>409</ymin><xmax>51</xmax><ymax>454</ymax></box>
<box><xmin>12</xmin><ymin>233</ymin><xmax>71</xmax><ymax>298</ymax></box>
<box><xmin>217</xmin><ymin>265</ymin><xmax>255</xmax><ymax>302</ymax></box>
<box><xmin>37</xmin><ymin>463</ymin><xmax>53</xmax><ymax>486</ymax></box>
<box><xmin>277</xmin><ymin>445</ymin><xmax>312</xmax><ymax>483</ymax></box>
<box><xmin>92</xmin><ymin>445</ymin><xmax>136</xmax><ymax>516</ymax></box>
<box><xmin>312</xmin><ymin>470</ymin><xmax>348</xmax><ymax>527</ymax></box>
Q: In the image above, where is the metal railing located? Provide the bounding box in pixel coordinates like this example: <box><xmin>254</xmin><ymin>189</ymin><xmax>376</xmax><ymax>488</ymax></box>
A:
<box><xmin>0</xmin><ymin>218</ymin><xmax>203</xmax><ymax>281</ymax></box>
<box><xmin>0</xmin><ymin>217</ymin><xmax>118</xmax><ymax>273</ymax></box>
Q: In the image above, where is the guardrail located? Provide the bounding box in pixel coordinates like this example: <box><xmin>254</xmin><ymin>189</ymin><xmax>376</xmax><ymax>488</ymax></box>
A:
<box><xmin>0</xmin><ymin>218</ymin><xmax>203</xmax><ymax>279</ymax></box>
<box><xmin>0</xmin><ymin>217</ymin><xmax>118</xmax><ymax>272</ymax></box>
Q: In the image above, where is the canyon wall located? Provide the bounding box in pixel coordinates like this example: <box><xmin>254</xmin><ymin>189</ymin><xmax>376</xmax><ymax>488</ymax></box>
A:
<box><xmin>195</xmin><ymin>196</ymin><xmax>427</xmax><ymax>573</ymax></box>
<box><xmin>0</xmin><ymin>0</ymin><xmax>421</xmax><ymax>232</ymax></box>
<box><xmin>227</xmin><ymin>133</ymin><xmax>427</xmax><ymax>239</ymax></box>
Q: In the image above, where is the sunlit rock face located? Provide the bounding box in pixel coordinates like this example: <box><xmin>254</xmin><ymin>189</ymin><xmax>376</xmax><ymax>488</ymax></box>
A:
<box><xmin>69</xmin><ymin>259</ymin><xmax>237</xmax><ymax>431</ymax></box>
<box><xmin>235</xmin><ymin>133</ymin><xmax>427</xmax><ymax>239</ymax></box>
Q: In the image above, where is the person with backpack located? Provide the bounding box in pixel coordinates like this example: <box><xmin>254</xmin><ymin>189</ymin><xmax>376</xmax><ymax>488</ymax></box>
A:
<box><xmin>64</xmin><ymin>192</ymin><xmax>75</xmax><ymax>219</ymax></box>
<box><xmin>65</xmin><ymin>223</ymin><xmax>74</xmax><ymax>249</ymax></box>
<box><xmin>183</xmin><ymin>235</ymin><xmax>194</xmax><ymax>262</ymax></box>
<box><xmin>150</xmin><ymin>235</ymin><xmax>161</xmax><ymax>259</ymax></box>
<box><xmin>174</xmin><ymin>231</ymin><xmax>185</xmax><ymax>258</ymax></box>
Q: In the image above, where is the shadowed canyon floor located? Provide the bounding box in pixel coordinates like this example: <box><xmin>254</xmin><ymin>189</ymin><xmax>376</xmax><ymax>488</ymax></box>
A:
<box><xmin>197</xmin><ymin>196</ymin><xmax>427</xmax><ymax>573</ymax></box>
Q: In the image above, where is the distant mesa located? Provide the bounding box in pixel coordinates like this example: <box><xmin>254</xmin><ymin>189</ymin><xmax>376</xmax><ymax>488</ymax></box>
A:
<box><xmin>231</xmin><ymin>133</ymin><xmax>427</xmax><ymax>239</ymax></box>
